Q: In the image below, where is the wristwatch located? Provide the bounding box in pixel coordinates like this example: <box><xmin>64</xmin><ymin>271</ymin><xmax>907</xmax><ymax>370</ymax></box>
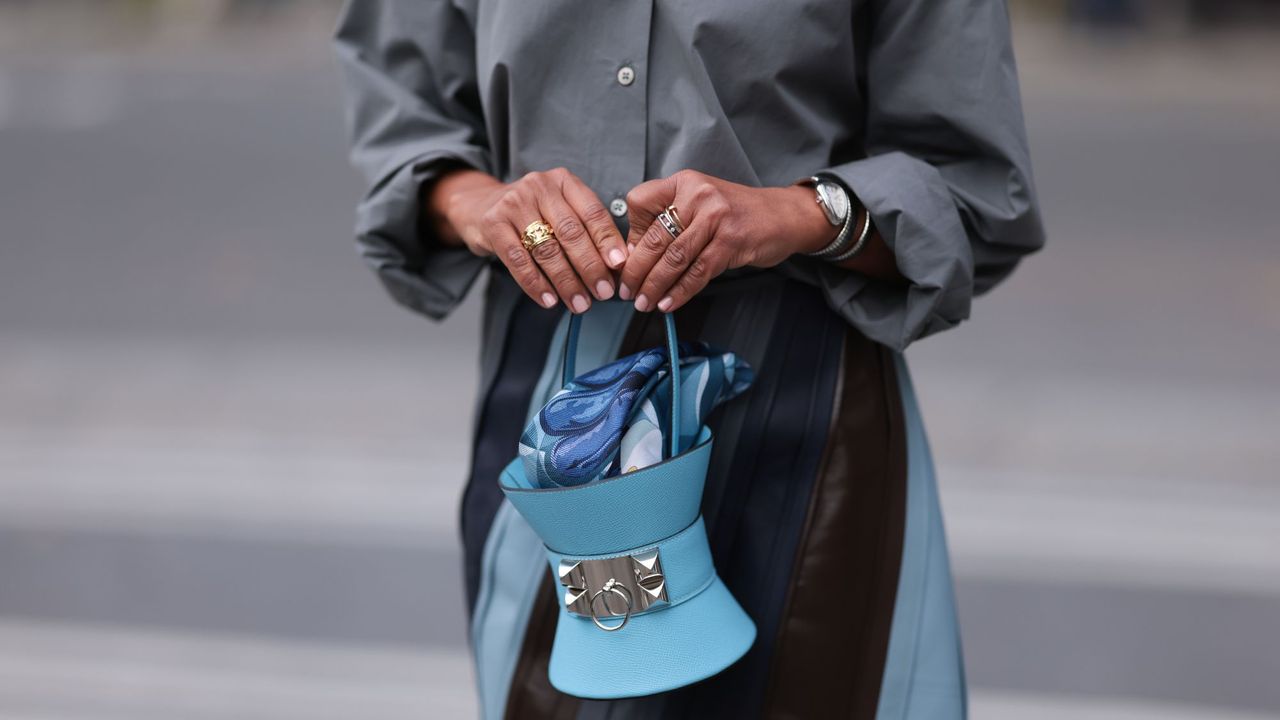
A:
<box><xmin>807</xmin><ymin>175</ymin><xmax>850</xmax><ymax>226</ymax></box>
<box><xmin>796</xmin><ymin>175</ymin><xmax>855</xmax><ymax>259</ymax></box>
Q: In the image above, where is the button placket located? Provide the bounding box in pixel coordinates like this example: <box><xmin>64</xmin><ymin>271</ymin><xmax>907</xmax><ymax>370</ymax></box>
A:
<box><xmin>592</xmin><ymin>2</ymin><xmax>651</xmax><ymax>235</ymax></box>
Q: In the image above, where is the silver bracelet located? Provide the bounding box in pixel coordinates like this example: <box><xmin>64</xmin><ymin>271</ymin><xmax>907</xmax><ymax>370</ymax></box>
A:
<box><xmin>827</xmin><ymin>210</ymin><xmax>873</xmax><ymax>263</ymax></box>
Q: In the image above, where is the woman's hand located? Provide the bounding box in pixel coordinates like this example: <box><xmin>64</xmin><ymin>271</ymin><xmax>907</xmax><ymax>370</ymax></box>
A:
<box><xmin>618</xmin><ymin>170</ymin><xmax>838</xmax><ymax>312</ymax></box>
<box><xmin>427</xmin><ymin>167</ymin><xmax>629</xmax><ymax>312</ymax></box>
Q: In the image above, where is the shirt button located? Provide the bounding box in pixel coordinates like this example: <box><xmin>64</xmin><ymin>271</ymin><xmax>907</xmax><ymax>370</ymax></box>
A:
<box><xmin>610</xmin><ymin>198</ymin><xmax>628</xmax><ymax>217</ymax></box>
<box><xmin>616</xmin><ymin>65</ymin><xmax>636</xmax><ymax>87</ymax></box>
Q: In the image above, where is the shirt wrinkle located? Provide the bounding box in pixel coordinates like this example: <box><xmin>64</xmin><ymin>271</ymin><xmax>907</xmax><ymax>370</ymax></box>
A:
<box><xmin>334</xmin><ymin>0</ymin><xmax>1044</xmax><ymax>348</ymax></box>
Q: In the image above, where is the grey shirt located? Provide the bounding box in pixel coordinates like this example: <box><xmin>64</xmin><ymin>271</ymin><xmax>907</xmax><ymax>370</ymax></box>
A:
<box><xmin>333</xmin><ymin>0</ymin><xmax>1044</xmax><ymax>350</ymax></box>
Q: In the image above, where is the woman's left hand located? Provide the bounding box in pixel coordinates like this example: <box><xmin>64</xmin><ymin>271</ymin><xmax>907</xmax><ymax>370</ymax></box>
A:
<box><xmin>618</xmin><ymin>170</ymin><xmax>838</xmax><ymax>312</ymax></box>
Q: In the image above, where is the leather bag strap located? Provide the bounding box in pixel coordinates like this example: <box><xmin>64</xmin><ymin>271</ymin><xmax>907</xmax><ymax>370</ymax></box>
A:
<box><xmin>562</xmin><ymin>309</ymin><xmax>682</xmax><ymax>459</ymax></box>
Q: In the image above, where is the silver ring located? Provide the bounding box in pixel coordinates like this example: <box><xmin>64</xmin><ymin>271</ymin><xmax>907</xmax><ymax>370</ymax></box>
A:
<box><xmin>656</xmin><ymin>210</ymin><xmax>683</xmax><ymax>240</ymax></box>
<box><xmin>588</xmin><ymin>578</ymin><xmax>634</xmax><ymax>632</ymax></box>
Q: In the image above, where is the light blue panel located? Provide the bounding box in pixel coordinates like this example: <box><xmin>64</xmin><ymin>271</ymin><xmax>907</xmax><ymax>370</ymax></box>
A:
<box><xmin>500</xmin><ymin>427</ymin><xmax>713</xmax><ymax>556</ymax></box>
<box><xmin>876</xmin><ymin>355</ymin><xmax>967</xmax><ymax>720</ymax></box>
<box><xmin>471</xmin><ymin>502</ymin><xmax>545</xmax><ymax>720</ymax></box>
<box><xmin>548</xmin><ymin>574</ymin><xmax>756</xmax><ymax>699</ymax></box>
<box><xmin>471</xmin><ymin>303</ymin><xmax>636</xmax><ymax>720</ymax></box>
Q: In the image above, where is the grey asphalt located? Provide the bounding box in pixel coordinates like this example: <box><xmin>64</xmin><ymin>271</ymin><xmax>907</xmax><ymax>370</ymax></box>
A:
<box><xmin>1</xmin><ymin>17</ymin><xmax>1279</xmax><ymax>720</ymax></box>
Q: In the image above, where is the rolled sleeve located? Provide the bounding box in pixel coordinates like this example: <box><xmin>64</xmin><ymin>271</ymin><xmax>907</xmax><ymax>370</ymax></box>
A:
<box><xmin>334</xmin><ymin>0</ymin><xmax>493</xmax><ymax>320</ymax></box>
<box><xmin>804</xmin><ymin>0</ymin><xmax>1046</xmax><ymax>351</ymax></box>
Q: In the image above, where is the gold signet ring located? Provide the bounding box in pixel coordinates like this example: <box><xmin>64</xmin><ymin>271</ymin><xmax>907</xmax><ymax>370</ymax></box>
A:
<box><xmin>522</xmin><ymin>220</ymin><xmax>556</xmax><ymax>251</ymax></box>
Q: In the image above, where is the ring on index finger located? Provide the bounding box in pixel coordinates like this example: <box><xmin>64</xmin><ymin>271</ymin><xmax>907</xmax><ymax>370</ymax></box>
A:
<box><xmin>656</xmin><ymin>205</ymin><xmax>684</xmax><ymax>240</ymax></box>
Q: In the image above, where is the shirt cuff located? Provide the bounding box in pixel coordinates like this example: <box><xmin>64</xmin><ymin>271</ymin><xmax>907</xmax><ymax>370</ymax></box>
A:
<box><xmin>789</xmin><ymin>151</ymin><xmax>976</xmax><ymax>351</ymax></box>
<box><xmin>354</xmin><ymin>148</ymin><xmax>492</xmax><ymax>321</ymax></box>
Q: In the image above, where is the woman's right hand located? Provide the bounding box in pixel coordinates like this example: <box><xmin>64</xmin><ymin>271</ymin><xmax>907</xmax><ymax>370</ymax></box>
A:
<box><xmin>428</xmin><ymin>167</ymin><xmax>629</xmax><ymax>313</ymax></box>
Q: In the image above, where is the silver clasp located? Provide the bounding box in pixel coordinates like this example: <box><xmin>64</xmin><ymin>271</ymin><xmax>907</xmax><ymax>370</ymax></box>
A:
<box><xmin>558</xmin><ymin>549</ymin><xmax>668</xmax><ymax>631</ymax></box>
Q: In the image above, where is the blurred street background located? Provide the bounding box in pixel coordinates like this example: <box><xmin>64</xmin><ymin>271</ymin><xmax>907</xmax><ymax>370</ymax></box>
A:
<box><xmin>1</xmin><ymin>0</ymin><xmax>1278</xmax><ymax>718</ymax></box>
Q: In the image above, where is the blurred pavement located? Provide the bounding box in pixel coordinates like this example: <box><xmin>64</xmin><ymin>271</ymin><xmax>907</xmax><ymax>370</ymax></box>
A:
<box><xmin>1</xmin><ymin>6</ymin><xmax>1278</xmax><ymax>719</ymax></box>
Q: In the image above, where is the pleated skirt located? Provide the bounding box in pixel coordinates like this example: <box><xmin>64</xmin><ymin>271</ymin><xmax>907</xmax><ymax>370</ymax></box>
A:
<box><xmin>457</xmin><ymin>270</ymin><xmax>966</xmax><ymax>720</ymax></box>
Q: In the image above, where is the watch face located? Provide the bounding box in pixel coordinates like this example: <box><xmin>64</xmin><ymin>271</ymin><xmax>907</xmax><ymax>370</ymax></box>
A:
<box><xmin>818</xmin><ymin>181</ymin><xmax>850</xmax><ymax>224</ymax></box>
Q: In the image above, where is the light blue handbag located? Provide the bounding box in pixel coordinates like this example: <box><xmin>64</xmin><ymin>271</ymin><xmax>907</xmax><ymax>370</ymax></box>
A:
<box><xmin>498</xmin><ymin>311</ymin><xmax>756</xmax><ymax>699</ymax></box>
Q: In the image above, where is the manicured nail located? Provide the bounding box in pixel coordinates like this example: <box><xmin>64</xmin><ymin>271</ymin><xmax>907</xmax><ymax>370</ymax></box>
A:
<box><xmin>608</xmin><ymin>248</ymin><xmax>626</xmax><ymax>268</ymax></box>
<box><xmin>618</xmin><ymin>283</ymin><xmax>633</xmax><ymax>301</ymax></box>
<box><xmin>540</xmin><ymin>292</ymin><xmax>557</xmax><ymax>308</ymax></box>
<box><xmin>634</xmin><ymin>294</ymin><xmax>650</xmax><ymax>312</ymax></box>
<box><xmin>594</xmin><ymin>279</ymin><xmax>614</xmax><ymax>300</ymax></box>
<box><xmin>657</xmin><ymin>296</ymin><xmax>673</xmax><ymax>312</ymax></box>
<box><xmin>571</xmin><ymin>294</ymin><xmax>590</xmax><ymax>313</ymax></box>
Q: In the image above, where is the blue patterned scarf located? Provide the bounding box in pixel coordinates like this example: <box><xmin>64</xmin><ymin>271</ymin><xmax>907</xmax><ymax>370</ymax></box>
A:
<box><xmin>517</xmin><ymin>342</ymin><xmax>754</xmax><ymax>489</ymax></box>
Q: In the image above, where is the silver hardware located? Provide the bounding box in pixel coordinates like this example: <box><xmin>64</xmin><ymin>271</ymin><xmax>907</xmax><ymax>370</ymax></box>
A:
<box><xmin>589</xmin><ymin>578</ymin><xmax>634</xmax><ymax>631</ymax></box>
<box><xmin>827</xmin><ymin>208</ymin><xmax>873</xmax><ymax>263</ymax></box>
<box><xmin>558</xmin><ymin>549</ymin><xmax>668</xmax><ymax>631</ymax></box>
<box><xmin>656</xmin><ymin>210</ymin><xmax>683</xmax><ymax>239</ymax></box>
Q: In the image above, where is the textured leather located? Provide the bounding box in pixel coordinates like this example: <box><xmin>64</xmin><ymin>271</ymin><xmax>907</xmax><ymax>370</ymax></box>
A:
<box><xmin>500</xmin><ymin>426</ymin><xmax>713</xmax><ymax>556</ymax></box>
<box><xmin>500</xmin><ymin>421</ymin><xmax>755</xmax><ymax>699</ymax></box>
<box><xmin>503</xmin><ymin>305</ymin><xmax>717</xmax><ymax>719</ymax></box>
<box><xmin>549</xmin><ymin>576</ymin><xmax>756</xmax><ymax>700</ymax></box>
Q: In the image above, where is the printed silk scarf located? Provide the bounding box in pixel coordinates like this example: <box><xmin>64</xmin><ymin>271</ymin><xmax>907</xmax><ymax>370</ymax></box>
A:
<box><xmin>517</xmin><ymin>342</ymin><xmax>754</xmax><ymax>489</ymax></box>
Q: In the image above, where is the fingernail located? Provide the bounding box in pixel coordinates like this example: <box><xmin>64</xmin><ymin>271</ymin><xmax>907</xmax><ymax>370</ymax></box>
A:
<box><xmin>595</xmin><ymin>279</ymin><xmax>614</xmax><ymax>300</ymax></box>
<box><xmin>618</xmin><ymin>283</ymin><xmax>633</xmax><ymax>301</ymax></box>
<box><xmin>572</xmin><ymin>294</ymin><xmax>590</xmax><ymax>314</ymax></box>
<box><xmin>634</xmin><ymin>294</ymin><xmax>650</xmax><ymax>312</ymax></box>
<box><xmin>540</xmin><ymin>292</ymin><xmax>557</xmax><ymax>308</ymax></box>
<box><xmin>657</xmin><ymin>296</ymin><xmax>673</xmax><ymax>312</ymax></box>
<box><xmin>608</xmin><ymin>248</ymin><xmax>626</xmax><ymax>267</ymax></box>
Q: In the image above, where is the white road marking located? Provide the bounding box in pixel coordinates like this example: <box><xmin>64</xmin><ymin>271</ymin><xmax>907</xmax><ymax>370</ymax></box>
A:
<box><xmin>942</xmin><ymin>466</ymin><xmax>1280</xmax><ymax>597</ymax></box>
<box><xmin>49</xmin><ymin>56</ymin><xmax>123</xmax><ymax>130</ymax></box>
<box><xmin>0</xmin><ymin>69</ymin><xmax>14</xmax><ymax>130</ymax></box>
<box><xmin>2</xmin><ymin>334</ymin><xmax>1278</xmax><ymax>596</ymax></box>
<box><xmin>0</xmin><ymin>56</ymin><xmax>123</xmax><ymax>132</ymax></box>
<box><xmin>0</xmin><ymin>438</ymin><xmax>466</xmax><ymax>545</ymax></box>
<box><xmin>971</xmin><ymin>689</ymin><xmax>1277</xmax><ymax>720</ymax></box>
<box><xmin>0</xmin><ymin>619</ymin><xmax>476</xmax><ymax>719</ymax></box>
<box><xmin>0</xmin><ymin>619</ymin><xmax>1267</xmax><ymax>720</ymax></box>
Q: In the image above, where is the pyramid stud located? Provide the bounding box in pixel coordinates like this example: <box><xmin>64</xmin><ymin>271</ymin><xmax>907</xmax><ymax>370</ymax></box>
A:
<box><xmin>555</xmin><ymin>550</ymin><xmax>668</xmax><ymax>618</ymax></box>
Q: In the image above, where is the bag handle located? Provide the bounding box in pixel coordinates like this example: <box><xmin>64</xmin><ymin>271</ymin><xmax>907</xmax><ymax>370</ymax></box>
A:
<box><xmin>562</xmin><ymin>311</ymin><xmax>682</xmax><ymax>459</ymax></box>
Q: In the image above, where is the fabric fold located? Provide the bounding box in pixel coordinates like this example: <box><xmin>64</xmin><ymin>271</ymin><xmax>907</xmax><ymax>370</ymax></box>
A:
<box><xmin>519</xmin><ymin>342</ymin><xmax>754</xmax><ymax>489</ymax></box>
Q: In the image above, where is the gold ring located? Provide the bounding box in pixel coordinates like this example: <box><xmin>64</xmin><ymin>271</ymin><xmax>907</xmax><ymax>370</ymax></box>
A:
<box><xmin>665</xmin><ymin>205</ymin><xmax>685</xmax><ymax>233</ymax></box>
<box><xmin>522</xmin><ymin>220</ymin><xmax>556</xmax><ymax>251</ymax></box>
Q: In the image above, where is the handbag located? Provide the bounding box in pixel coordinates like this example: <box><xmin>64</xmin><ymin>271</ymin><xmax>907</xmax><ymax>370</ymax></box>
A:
<box><xmin>498</xmin><ymin>310</ymin><xmax>756</xmax><ymax>699</ymax></box>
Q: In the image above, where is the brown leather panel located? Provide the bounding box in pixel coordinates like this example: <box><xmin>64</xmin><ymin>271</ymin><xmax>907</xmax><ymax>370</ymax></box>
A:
<box><xmin>761</xmin><ymin>332</ymin><xmax>908</xmax><ymax>719</ymax></box>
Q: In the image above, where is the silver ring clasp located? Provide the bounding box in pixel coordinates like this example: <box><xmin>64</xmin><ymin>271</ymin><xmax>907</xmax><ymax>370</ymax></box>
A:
<box><xmin>588</xmin><ymin>578</ymin><xmax>634</xmax><ymax>632</ymax></box>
